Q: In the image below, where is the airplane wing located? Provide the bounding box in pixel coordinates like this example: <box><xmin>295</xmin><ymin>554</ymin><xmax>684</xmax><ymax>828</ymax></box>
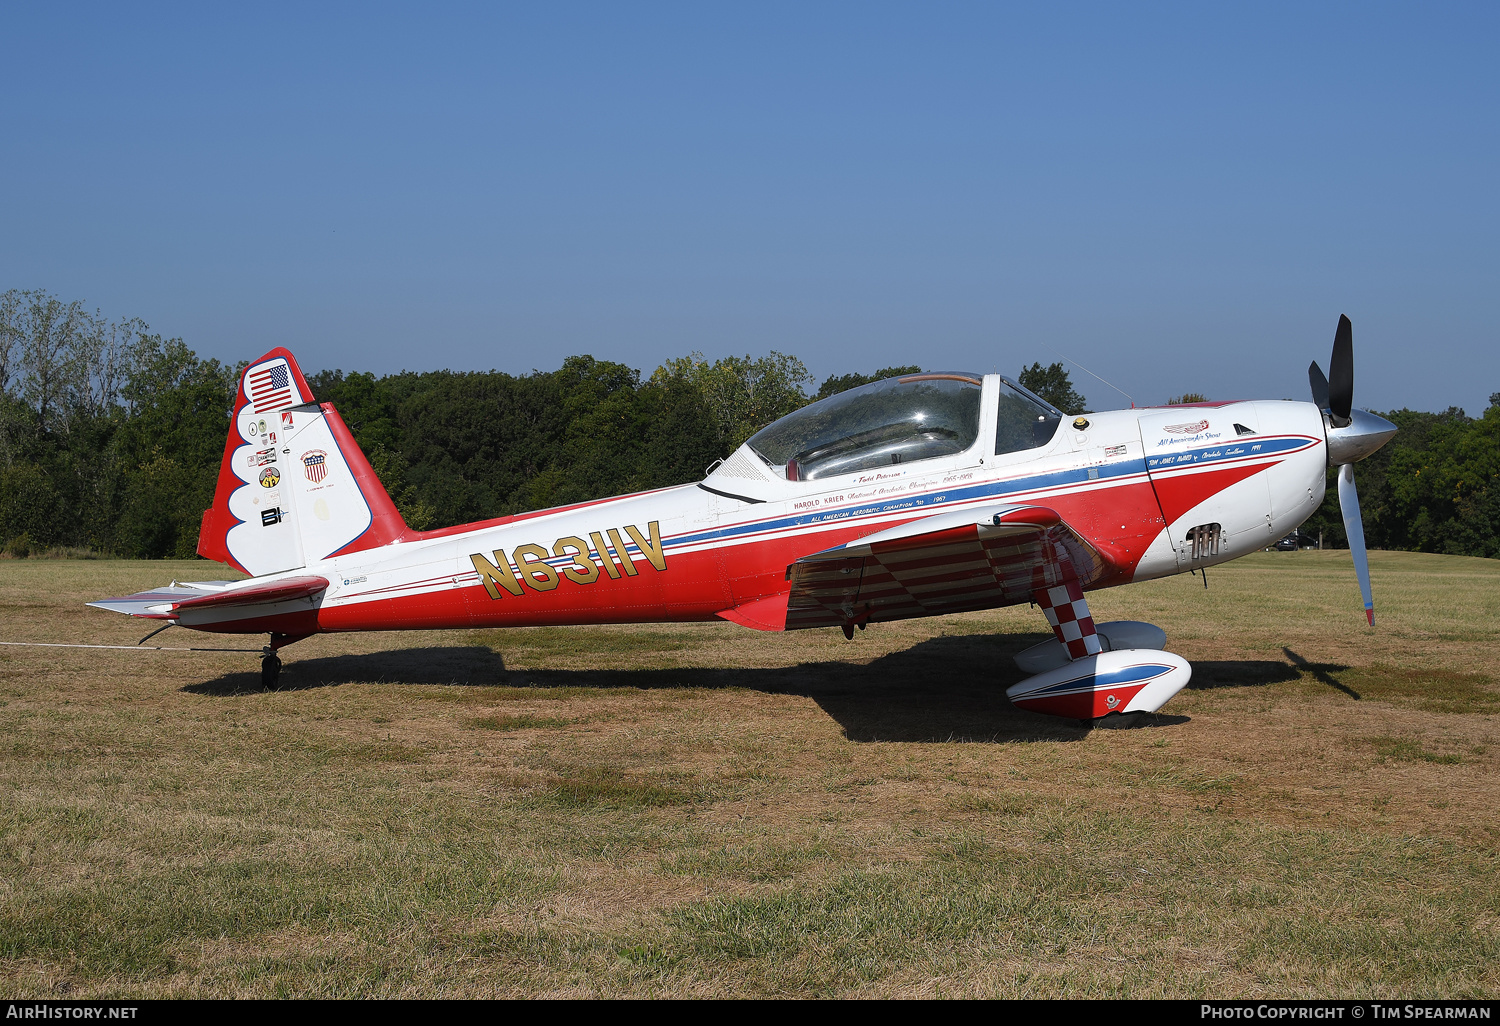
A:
<box><xmin>88</xmin><ymin>576</ymin><xmax>331</xmax><ymax>620</ymax></box>
<box><xmin>778</xmin><ymin>503</ymin><xmax>1111</xmax><ymax>631</ymax></box>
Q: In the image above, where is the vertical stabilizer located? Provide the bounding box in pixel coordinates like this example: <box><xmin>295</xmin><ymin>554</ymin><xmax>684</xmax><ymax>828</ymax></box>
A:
<box><xmin>198</xmin><ymin>349</ymin><xmax>412</xmax><ymax>576</ymax></box>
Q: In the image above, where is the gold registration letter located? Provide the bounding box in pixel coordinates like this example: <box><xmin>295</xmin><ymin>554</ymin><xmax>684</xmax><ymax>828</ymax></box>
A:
<box><xmin>590</xmin><ymin>530</ymin><xmax>622</xmax><ymax>579</ymax></box>
<box><xmin>471</xmin><ymin>550</ymin><xmax>524</xmax><ymax>599</ymax></box>
<box><xmin>553</xmin><ymin>536</ymin><xmax>599</xmax><ymax>585</ymax></box>
<box><xmin>605</xmin><ymin>528</ymin><xmax>639</xmax><ymax>576</ymax></box>
<box><xmin>624</xmin><ymin>521</ymin><xmax>667</xmax><ymax>572</ymax></box>
<box><xmin>514</xmin><ymin>543</ymin><xmax>561</xmax><ymax>591</ymax></box>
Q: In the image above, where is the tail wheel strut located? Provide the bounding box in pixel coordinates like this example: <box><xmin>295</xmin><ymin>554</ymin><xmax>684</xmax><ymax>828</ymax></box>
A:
<box><xmin>260</xmin><ymin>648</ymin><xmax>282</xmax><ymax>691</ymax></box>
<box><xmin>258</xmin><ymin>632</ymin><xmax>310</xmax><ymax>691</ymax></box>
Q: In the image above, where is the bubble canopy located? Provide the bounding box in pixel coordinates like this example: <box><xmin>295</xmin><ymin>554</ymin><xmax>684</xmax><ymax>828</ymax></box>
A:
<box><xmin>746</xmin><ymin>373</ymin><xmax>985</xmax><ymax>482</ymax></box>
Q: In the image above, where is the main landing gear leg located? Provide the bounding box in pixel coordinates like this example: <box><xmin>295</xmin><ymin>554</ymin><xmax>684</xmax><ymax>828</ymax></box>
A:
<box><xmin>1035</xmin><ymin>579</ymin><xmax>1103</xmax><ymax>663</ymax></box>
<box><xmin>1005</xmin><ymin>579</ymin><xmax>1191</xmax><ymax>724</ymax></box>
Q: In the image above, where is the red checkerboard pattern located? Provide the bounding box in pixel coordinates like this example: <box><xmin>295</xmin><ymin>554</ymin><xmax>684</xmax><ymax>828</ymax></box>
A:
<box><xmin>1033</xmin><ymin>578</ymin><xmax>1101</xmax><ymax>660</ymax></box>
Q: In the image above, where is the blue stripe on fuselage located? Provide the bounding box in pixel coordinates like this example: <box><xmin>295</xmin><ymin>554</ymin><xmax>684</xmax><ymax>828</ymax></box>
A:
<box><xmin>1144</xmin><ymin>435</ymin><xmax>1308</xmax><ymax>472</ymax></box>
<box><xmin>520</xmin><ymin>434</ymin><xmax>1312</xmax><ymax>568</ymax></box>
<box><xmin>668</xmin><ymin>435</ymin><xmax>1312</xmax><ymax>552</ymax></box>
<box><xmin>665</xmin><ymin>457</ymin><xmax>1148</xmax><ymax>550</ymax></box>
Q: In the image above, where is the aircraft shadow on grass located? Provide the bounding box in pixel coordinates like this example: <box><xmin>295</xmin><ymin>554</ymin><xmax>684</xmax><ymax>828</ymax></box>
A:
<box><xmin>173</xmin><ymin>629</ymin><xmax>1368</xmax><ymax>743</ymax></box>
<box><xmin>1183</xmin><ymin>648</ymin><xmax>1357</xmax><ymax>699</ymax></box>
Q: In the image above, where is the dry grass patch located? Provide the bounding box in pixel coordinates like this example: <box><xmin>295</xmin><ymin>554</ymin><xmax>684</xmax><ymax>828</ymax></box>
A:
<box><xmin>466</xmin><ymin>713</ymin><xmax>578</xmax><ymax>732</ymax></box>
<box><xmin>0</xmin><ymin>552</ymin><xmax>1497</xmax><ymax>996</ymax></box>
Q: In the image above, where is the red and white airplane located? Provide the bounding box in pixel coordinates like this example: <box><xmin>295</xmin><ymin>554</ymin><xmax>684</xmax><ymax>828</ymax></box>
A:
<box><xmin>91</xmin><ymin>317</ymin><xmax>1396</xmax><ymax>722</ymax></box>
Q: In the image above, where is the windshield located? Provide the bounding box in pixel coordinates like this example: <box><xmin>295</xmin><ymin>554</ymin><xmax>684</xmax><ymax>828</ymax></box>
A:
<box><xmin>746</xmin><ymin>373</ymin><xmax>983</xmax><ymax>481</ymax></box>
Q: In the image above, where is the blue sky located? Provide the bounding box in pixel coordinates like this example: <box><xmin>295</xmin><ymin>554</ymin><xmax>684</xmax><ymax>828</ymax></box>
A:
<box><xmin>2</xmin><ymin>3</ymin><xmax>1496</xmax><ymax>413</ymax></box>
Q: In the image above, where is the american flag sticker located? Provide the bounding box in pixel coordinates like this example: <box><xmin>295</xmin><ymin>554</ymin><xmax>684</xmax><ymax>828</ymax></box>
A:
<box><xmin>302</xmin><ymin>450</ymin><xmax>328</xmax><ymax>484</ymax></box>
<box><xmin>247</xmin><ymin>362</ymin><xmax>294</xmax><ymax>414</ymax></box>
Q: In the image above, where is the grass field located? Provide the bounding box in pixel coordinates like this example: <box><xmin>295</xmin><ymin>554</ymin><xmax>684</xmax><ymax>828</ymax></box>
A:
<box><xmin>1</xmin><ymin>550</ymin><xmax>1498</xmax><ymax>998</ymax></box>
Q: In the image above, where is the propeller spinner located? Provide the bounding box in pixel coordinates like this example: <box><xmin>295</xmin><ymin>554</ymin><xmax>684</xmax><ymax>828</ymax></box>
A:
<box><xmin>1310</xmin><ymin>315</ymin><xmax>1398</xmax><ymax>625</ymax></box>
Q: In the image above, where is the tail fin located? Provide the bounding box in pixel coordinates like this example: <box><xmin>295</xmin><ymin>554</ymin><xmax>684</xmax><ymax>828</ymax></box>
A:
<box><xmin>198</xmin><ymin>348</ymin><xmax>413</xmax><ymax>576</ymax></box>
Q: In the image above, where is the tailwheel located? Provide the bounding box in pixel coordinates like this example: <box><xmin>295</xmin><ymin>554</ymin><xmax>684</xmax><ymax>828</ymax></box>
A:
<box><xmin>261</xmin><ymin>649</ymin><xmax>282</xmax><ymax>691</ymax></box>
<box><xmin>259</xmin><ymin>632</ymin><xmax>309</xmax><ymax>691</ymax></box>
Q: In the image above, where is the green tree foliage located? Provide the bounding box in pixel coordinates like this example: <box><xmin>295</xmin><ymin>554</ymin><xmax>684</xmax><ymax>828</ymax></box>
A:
<box><xmin>651</xmin><ymin>351</ymin><xmax>814</xmax><ymax>451</ymax></box>
<box><xmin>0</xmin><ymin>462</ymin><xmax>64</xmax><ymax>550</ymax></box>
<box><xmin>1167</xmin><ymin>392</ymin><xmax>1209</xmax><ymax>405</ymax></box>
<box><xmin>110</xmin><ymin>335</ymin><xmax>238</xmax><ymax>557</ymax></box>
<box><xmin>1298</xmin><ymin>401</ymin><xmax>1500</xmax><ymax>557</ymax></box>
<box><xmin>0</xmin><ymin>290</ymin><xmax>234</xmax><ymax>557</ymax></box>
<box><xmin>1018</xmin><ymin>362</ymin><xmax>1088</xmax><ymax>415</ymax></box>
<box><xmin>306</xmin><ymin>351</ymin><xmax>812</xmax><ymax>530</ymax></box>
<box><xmin>814</xmin><ymin>366</ymin><xmax>923</xmax><ymax>401</ymax></box>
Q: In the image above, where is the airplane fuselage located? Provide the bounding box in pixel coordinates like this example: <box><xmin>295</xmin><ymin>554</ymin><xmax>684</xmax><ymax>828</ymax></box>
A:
<box><xmin>171</xmin><ymin>394</ymin><xmax>1330</xmax><ymax>638</ymax></box>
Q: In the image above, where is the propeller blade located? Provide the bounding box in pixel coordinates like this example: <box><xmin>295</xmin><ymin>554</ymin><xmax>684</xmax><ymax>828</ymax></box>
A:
<box><xmin>1338</xmin><ymin>463</ymin><xmax>1375</xmax><ymax>625</ymax></box>
<box><xmin>1308</xmin><ymin>361</ymin><xmax>1330</xmax><ymax>410</ymax></box>
<box><xmin>1328</xmin><ymin>314</ymin><xmax>1354</xmax><ymax>426</ymax></box>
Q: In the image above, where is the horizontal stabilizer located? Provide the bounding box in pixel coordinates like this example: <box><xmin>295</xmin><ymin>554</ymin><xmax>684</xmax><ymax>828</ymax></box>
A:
<box><xmin>87</xmin><ymin>582</ymin><xmax>240</xmax><ymax>619</ymax></box>
<box><xmin>89</xmin><ymin>576</ymin><xmax>330</xmax><ymax>619</ymax></box>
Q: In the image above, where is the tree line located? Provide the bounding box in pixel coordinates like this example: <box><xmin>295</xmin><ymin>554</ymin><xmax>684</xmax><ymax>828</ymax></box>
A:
<box><xmin>1</xmin><ymin>289</ymin><xmax>1496</xmax><ymax>560</ymax></box>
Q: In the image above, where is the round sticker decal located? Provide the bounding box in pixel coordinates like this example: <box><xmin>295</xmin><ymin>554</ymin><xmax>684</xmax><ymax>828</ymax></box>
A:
<box><xmin>259</xmin><ymin>467</ymin><xmax>281</xmax><ymax>488</ymax></box>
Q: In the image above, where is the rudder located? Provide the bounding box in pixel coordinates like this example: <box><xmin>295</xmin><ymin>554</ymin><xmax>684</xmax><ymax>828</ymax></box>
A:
<box><xmin>198</xmin><ymin>349</ymin><xmax>412</xmax><ymax>576</ymax></box>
